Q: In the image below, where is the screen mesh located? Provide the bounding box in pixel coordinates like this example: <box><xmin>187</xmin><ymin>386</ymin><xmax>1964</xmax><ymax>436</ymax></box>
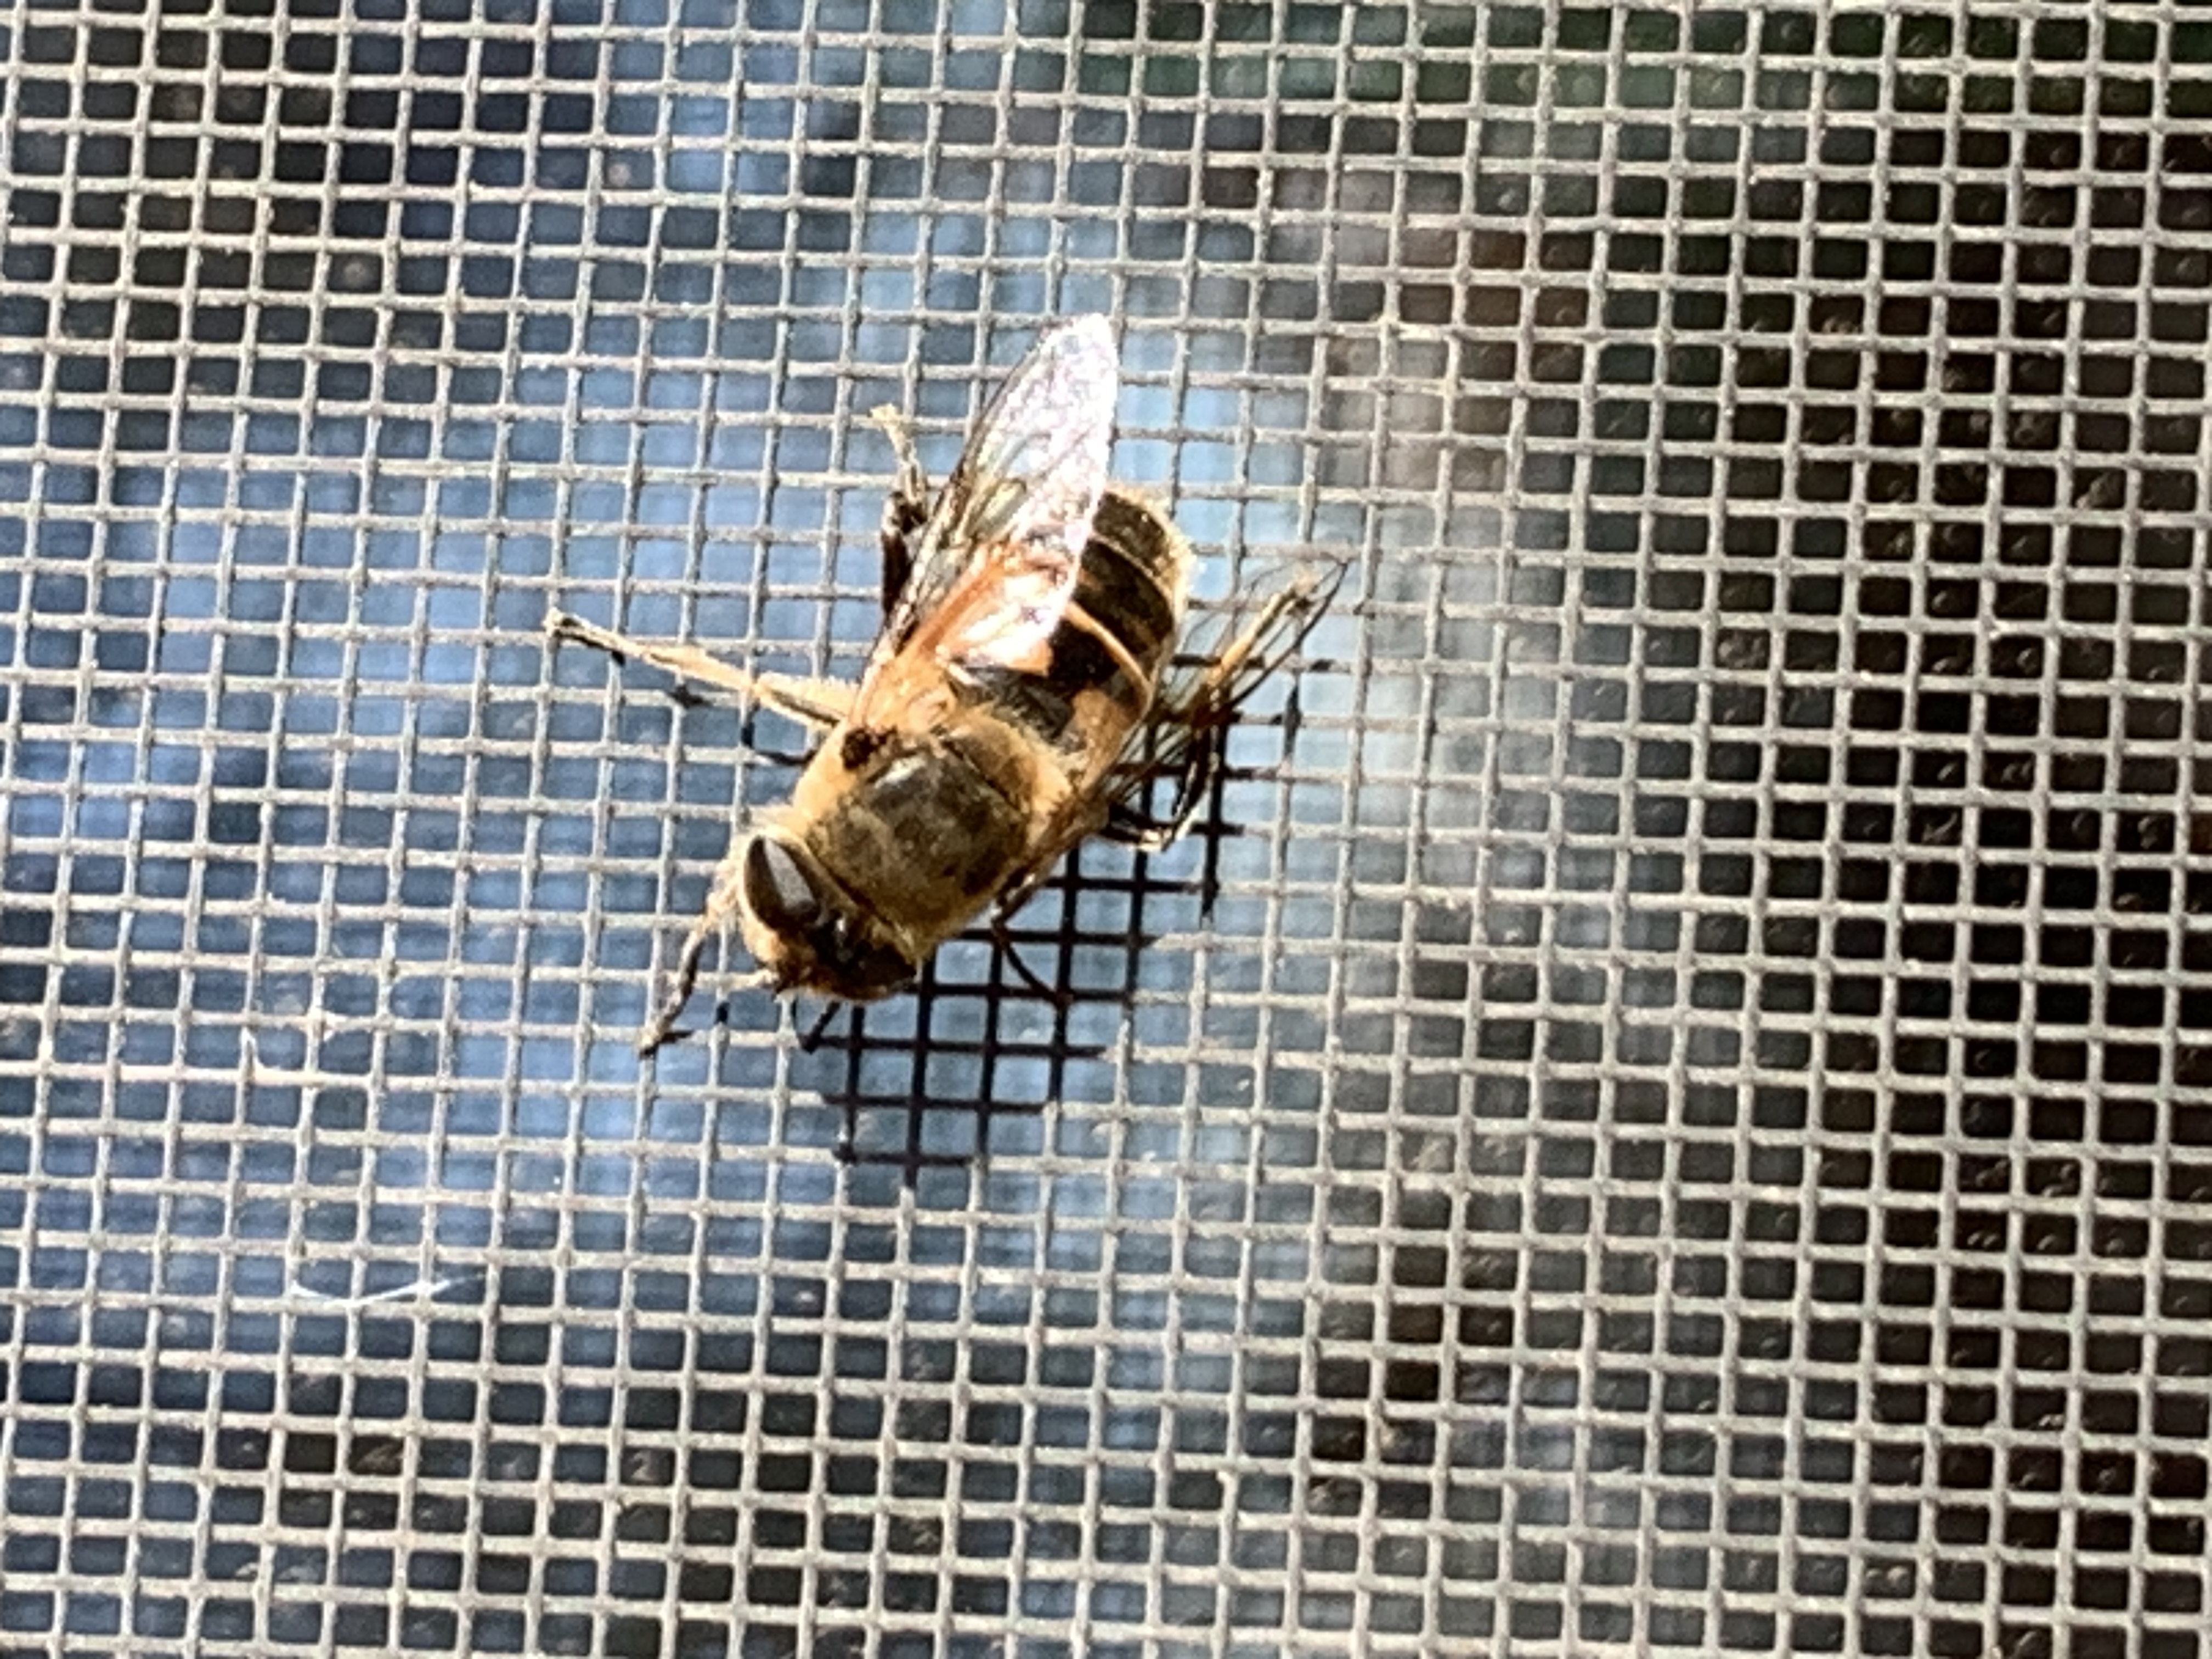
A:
<box><xmin>4</xmin><ymin>2</ymin><xmax>2210</xmax><ymax>1655</ymax></box>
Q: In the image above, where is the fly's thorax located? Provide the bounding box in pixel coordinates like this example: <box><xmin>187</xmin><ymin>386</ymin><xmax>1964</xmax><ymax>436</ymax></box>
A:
<box><xmin>781</xmin><ymin>714</ymin><xmax>1045</xmax><ymax>960</ymax></box>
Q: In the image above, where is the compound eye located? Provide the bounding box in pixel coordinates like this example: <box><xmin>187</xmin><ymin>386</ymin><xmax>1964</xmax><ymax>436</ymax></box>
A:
<box><xmin>742</xmin><ymin>838</ymin><xmax>824</xmax><ymax>934</ymax></box>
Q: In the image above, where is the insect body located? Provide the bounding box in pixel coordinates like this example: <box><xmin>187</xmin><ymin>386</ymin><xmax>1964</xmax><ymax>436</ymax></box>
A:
<box><xmin>550</xmin><ymin>315</ymin><xmax>1338</xmax><ymax>1054</ymax></box>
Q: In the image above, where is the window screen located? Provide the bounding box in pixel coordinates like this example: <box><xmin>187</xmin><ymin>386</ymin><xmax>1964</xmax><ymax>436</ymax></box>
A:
<box><xmin>3</xmin><ymin>3</ymin><xmax>2209</xmax><ymax>1656</ymax></box>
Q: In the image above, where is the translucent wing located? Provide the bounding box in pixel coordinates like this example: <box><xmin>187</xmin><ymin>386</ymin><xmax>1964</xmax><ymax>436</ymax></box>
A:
<box><xmin>864</xmin><ymin>315</ymin><xmax>1120</xmax><ymax>696</ymax></box>
<box><xmin>1105</xmin><ymin>557</ymin><xmax>1348</xmax><ymax>838</ymax></box>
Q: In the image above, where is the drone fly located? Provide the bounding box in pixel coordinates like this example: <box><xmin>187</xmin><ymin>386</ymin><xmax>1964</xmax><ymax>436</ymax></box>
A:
<box><xmin>549</xmin><ymin>314</ymin><xmax>1341</xmax><ymax>1054</ymax></box>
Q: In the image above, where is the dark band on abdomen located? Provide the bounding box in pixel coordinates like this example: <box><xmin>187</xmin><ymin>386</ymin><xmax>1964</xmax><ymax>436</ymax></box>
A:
<box><xmin>1073</xmin><ymin>492</ymin><xmax>1183</xmax><ymax>690</ymax></box>
<box><xmin>973</xmin><ymin>490</ymin><xmax>1186</xmax><ymax>753</ymax></box>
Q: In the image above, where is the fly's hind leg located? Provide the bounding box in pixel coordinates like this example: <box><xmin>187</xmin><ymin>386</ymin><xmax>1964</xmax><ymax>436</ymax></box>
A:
<box><xmin>636</xmin><ymin>850</ymin><xmax>771</xmax><ymax>1057</ymax></box>
<box><xmin>549</xmin><ymin>610</ymin><xmax>757</xmax><ymax>700</ymax></box>
<box><xmin>548</xmin><ymin>610</ymin><xmax>853</xmax><ymax>729</ymax></box>
<box><xmin>1101</xmin><ymin>719</ymin><xmax>1226</xmax><ymax>853</ymax></box>
<box><xmin>1101</xmin><ymin>708</ymin><xmax>1238</xmax><ymax>858</ymax></box>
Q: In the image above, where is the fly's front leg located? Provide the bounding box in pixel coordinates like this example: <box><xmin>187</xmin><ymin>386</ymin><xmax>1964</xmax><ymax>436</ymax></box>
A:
<box><xmin>797</xmin><ymin>1001</ymin><xmax>844</xmax><ymax>1053</ymax></box>
<box><xmin>548</xmin><ymin>609</ymin><xmax>854</xmax><ymax>729</ymax></box>
<box><xmin>870</xmin><ymin>403</ymin><xmax>932</xmax><ymax>613</ymax></box>
<box><xmin>636</xmin><ymin>872</ymin><xmax>728</xmax><ymax>1057</ymax></box>
<box><xmin>637</xmin><ymin>846</ymin><xmax>772</xmax><ymax>1056</ymax></box>
<box><xmin>549</xmin><ymin>610</ymin><xmax>759</xmax><ymax>700</ymax></box>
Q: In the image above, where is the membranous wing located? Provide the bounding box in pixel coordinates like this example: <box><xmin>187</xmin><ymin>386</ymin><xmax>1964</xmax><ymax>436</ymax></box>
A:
<box><xmin>859</xmin><ymin>316</ymin><xmax>1120</xmax><ymax>712</ymax></box>
<box><xmin>1104</xmin><ymin>557</ymin><xmax>1348</xmax><ymax>844</ymax></box>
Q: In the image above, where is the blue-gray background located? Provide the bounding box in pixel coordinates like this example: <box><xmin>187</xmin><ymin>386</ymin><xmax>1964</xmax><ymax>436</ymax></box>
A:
<box><xmin>4</xmin><ymin>2</ymin><xmax>2209</xmax><ymax>1656</ymax></box>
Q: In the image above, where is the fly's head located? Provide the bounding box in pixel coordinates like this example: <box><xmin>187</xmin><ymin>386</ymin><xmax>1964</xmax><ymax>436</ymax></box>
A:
<box><xmin>732</xmin><ymin>832</ymin><xmax>917</xmax><ymax>1004</ymax></box>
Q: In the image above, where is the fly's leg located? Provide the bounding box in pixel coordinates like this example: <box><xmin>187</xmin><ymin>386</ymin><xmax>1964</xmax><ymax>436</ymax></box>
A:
<box><xmin>1101</xmin><ymin>715</ymin><xmax>1227</xmax><ymax>853</ymax></box>
<box><xmin>990</xmin><ymin>911</ymin><xmax>1071</xmax><ymax>1009</ymax></box>
<box><xmin>797</xmin><ymin>1001</ymin><xmax>844</xmax><ymax>1053</ymax></box>
<box><xmin>870</xmin><ymin>403</ymin><xmax>932</xmax><ymax>613</ymax></box>
<box><xmin>636</xmin><ymin>850</ymin><xmax>772</xmax><ymax>1057</ymax></box>
<box><xmin>1100</xmin><ymin>577</ymin><xmax>1322</xmax><ymax>852</ymax></box>
<box><xmin>548</xmin><ymin>609</ymin><xmax>853</xmax><ymax>728</ymax></box>
<box><xmin>636</xmin><ymin>889</ymin><xmax>725</xmax><ymax>1058</ymax></box>
<box><xmin>871</xmin><ymin>403</ymin><xmax>930</xmax><ymax>512</ymax></box>
<box><xmin>871</xmin><ymin>403</ymin><xmax>931</xmax><ymax>518</ymax></box>
<box><xmin>1101</xmin><ymin>695</ymin><xmax>1244</xmax><ymax>853</ymax></box>
<box><xmin>972</xmin><ymin>844</ymin><xmax>1076</xmax><ymax>1007</ymax></box>
<box><xmin>548</xmin><ymin>609</ymin><xmax>755</xmax><ymax>699</ymax></box>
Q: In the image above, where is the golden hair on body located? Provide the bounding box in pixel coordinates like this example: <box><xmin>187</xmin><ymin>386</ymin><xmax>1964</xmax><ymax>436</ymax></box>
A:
<box><xmin>550</xmin><ymin>315</ymin><xmax>1340</xmax><ymax>1054</ymax></box>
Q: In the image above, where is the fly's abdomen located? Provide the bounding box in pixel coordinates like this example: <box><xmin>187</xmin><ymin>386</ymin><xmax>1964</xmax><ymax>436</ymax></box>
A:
<box><xmin>976</xmin><ymin>489</ymin><xmax>1190</xmax><ymax>759</ymax></box>
<box><xmin>1074</xmin><ymin>489</ymin><xmax>1189</xmax><ymax>693</ymax></box>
